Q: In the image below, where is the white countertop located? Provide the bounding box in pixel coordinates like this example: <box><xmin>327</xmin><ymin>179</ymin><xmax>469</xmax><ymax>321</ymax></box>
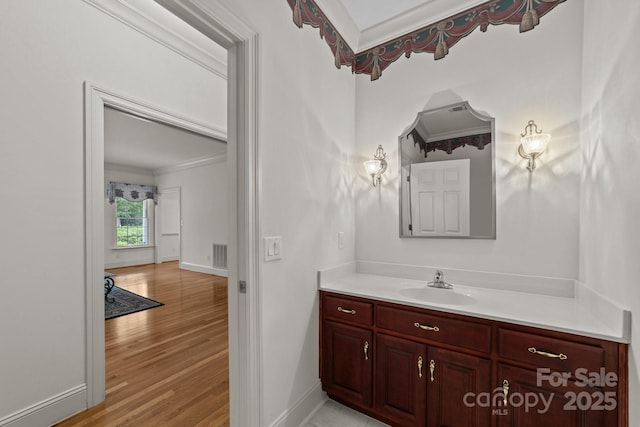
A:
<box><xmin>318</xmin><ymin>267</ymin><xmax>631</xmax><ymax>343</ymax></box>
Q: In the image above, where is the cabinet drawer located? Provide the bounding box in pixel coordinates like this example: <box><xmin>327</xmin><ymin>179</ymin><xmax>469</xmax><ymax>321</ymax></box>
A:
<box><xmin>498</xmin><ymin>329</ymin><xmax>606</xmax><ymax>375</ymax></box>
<box><xmin>376</xmin><ymin>305</ymin><xmax>491</xmax><ymax>353</ymax></box>
<box><xmin>323</xmin><ymin>293</ymin><xmax>373</xmax><ymax>327</ymax></box>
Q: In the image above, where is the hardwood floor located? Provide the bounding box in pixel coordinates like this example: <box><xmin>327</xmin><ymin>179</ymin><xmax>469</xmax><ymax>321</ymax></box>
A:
<box><xmin>55</xmin><ymin>261</ymin><xmax>229</xmax><ymax>426</ymax></box>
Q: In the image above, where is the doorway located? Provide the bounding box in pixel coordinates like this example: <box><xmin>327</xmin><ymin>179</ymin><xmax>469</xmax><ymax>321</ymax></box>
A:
<box><xmin>103</xmin><ymin>105</ymin><xmax>227</xmax><ymax>272</ymax></box>
<box><xmin>84</xmin><ymin>3</ymin><xmax>261</xmax><ymax>426</ymax></box>
<box><xmin>100</xmin><ymin>104</ymin><xmax>231</xmax><ymax>422</ymax></box>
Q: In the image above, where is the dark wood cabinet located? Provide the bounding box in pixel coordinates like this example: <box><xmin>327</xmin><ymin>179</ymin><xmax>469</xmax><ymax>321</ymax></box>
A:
<box><xmin>375</xmin><ymin>333</ymin><xmax>427</xmax><ymax>427</ymax></box>
<box><xmin>496</xmin><ymin>326</ymin><xmax>624</xmax><ymax>427</ymax></box>
<box><xmin>322</xmin><ymin>320</ymin><xmax>373</xmax><ymax>407</ymax></box>
<box><xmin>319</xmin><ymin>291</ymin><xmax>627</xmax><ymax>427</ymax></box>
<box><xmin>496</xmin><ymin>364</ymin><xmax>608</xmax><ymax>427</ymax></box>
<box><xmin>427</xmin><ymin>347</ymin><xmax>491</xmax><ymax>427</ymax></box>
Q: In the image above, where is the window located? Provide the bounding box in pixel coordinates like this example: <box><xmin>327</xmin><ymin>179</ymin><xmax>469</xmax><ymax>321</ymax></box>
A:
<box><xmin>115</xmin><ymin>197</ymin><xmax>152</xmax><ymax>247</ymax></box>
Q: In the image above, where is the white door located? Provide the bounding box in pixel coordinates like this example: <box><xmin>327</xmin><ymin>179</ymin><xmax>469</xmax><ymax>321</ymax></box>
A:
<box><xmin>410</xmin><ymin>159</ymin><xmax>470</xmax><ymax>236</ymax></box>
<box><xmin>157</xmin><ymin>187</ymin><xmax>181</xmax><ymax>263</ymax></box>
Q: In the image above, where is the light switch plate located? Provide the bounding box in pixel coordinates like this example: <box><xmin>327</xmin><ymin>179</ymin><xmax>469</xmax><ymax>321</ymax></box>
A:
<box><xmin>264</xmin><ymin>236</ymin><xmax>282</xmax><ymax>262</ymax></box>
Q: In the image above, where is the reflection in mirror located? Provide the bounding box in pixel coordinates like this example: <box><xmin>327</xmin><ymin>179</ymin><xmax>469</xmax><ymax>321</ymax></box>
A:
<box><xmin>399</xmin><ymin>101</ymin><xmax>495</xmax><ymax>238</ymax></box>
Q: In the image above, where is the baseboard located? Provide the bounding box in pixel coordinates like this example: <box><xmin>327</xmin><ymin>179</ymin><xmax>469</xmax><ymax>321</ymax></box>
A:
<box><xmin>0</xmin><ymin>384</ymin><xmax>87</xmax><ymax>427</ymax></box>
<box><xmin>180</xmin><ymin>262</ymin><xmax>228</xmax><ymax>277</ymax></box>
<box><xmin>105</xmin><ymin>259</ymin><xmax>154</xmax><ymax>269</ymax></box>
<box><xmin>268</xmin><ymin>380</ymin><xmax>326</xmax><ymax>427</ymax></box>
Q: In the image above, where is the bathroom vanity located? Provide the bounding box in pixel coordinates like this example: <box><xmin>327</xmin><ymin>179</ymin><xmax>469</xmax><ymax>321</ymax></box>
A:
<box><xmin>319</xmin><ymin>269</ymin><xmax>629</xmax><ymax>427</ymax></box>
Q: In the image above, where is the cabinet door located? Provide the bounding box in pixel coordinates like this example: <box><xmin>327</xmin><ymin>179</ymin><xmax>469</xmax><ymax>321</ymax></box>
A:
<box><xmin>496</xmin><ymin>364</ymin><xmax>608</xmax><ymax>427</ymax></box>
<box><xmin>375</xmin><ymin>333</ymin><xmax>427</xmax><ymax>427</ymax></box>
<box><xmin>427</xmin><ymin>347</ymin><xmax>491</xmax><ymax>427</ymax></box>
<box><xmin>322</xmin><ymin>320</ymin><xmax>373</xmax><ymax>407</ymax></box>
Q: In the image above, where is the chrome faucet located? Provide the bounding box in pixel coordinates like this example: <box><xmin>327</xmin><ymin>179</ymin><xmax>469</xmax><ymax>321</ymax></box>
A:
<box><xmin>428</xmin><ymin>270</ymin><xmax>453</xmax><ymax>289</ymax></box>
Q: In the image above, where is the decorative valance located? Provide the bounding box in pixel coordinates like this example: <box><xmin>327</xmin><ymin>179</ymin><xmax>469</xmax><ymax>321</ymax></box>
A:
<box><xmin>286</xmin><ymin>0</ymin><xmax>566</xmax><ymax>81</ymax></box>
<box><xmin>108</xmin><ymin>182</ymin><xmax>158</xmax><ymax>205</ymax></box>
<box><xmin>409</xmin><ymin>131</ymin><xmax>492</xmax><ymax>158</ymax></box>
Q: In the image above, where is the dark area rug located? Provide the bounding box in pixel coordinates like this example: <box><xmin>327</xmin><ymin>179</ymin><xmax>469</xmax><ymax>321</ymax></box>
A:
<box><xmin>105</xmin><ymin>286</ymin><xmax>163</xmax><ymax>320</ymax></box>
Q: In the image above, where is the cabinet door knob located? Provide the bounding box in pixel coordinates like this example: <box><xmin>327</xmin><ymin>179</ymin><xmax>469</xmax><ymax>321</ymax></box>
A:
<box><xmin>414</xmin><ymin>322</ymin><xmax>439</xmax><ymax>332</ymax></box>
<box><xmin>502</xmin><ymin>379</ymin><xmax>509</xmax><ymax>405</ymax></box>
<box><xmin>418</xmin><ymin>356</ymin><xmax>423</xmax><ymax>378</ymax></box>
<box><xmin>528</xmin><ymin>347</ymin><xmax>568</xmax><ymax>360</ymax></box>
<box><xmin>429</xmin><ymin>359</ymin><xmax>435</xmax><ymax>382</ymax></box>
<box><xmin>337</xmin><ymin>306</ymin><xmax>356</xmax><ymax>315</ymax></box>
<box><xmin>364</xmin><ymin>341</ymin><xmax>369</xmax><ymax>361</ymax></box>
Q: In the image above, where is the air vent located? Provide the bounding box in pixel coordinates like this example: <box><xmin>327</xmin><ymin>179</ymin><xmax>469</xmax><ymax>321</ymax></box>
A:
<box><xmin>212</xmin><ymin>243</ymin><xmax>227</xmax><ymax>269</ymax></box>
<box><xmin>449</xmin><ymin>105</ymin><xmax>467</xmax><ymax>112</ymax></box>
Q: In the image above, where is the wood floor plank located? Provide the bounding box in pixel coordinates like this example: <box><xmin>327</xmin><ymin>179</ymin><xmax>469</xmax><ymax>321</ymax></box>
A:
<box><xmin>55</xmin><ymin>262</ymin><xmax>229</xmax><ymax>426</ymax></box>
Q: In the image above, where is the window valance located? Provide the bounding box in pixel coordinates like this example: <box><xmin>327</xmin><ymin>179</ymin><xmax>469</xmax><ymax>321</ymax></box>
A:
<box><xmin>108</xmin><ymin>182</ymin><xmax>158</xmax><ymax>205</ymax></box>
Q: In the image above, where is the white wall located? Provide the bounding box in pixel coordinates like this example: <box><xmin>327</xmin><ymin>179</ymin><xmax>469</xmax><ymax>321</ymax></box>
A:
<box><xmin>205</xmin><ymin>0</ymin><xmax>357</xmax><ymax>424</ymax></box>
<box><xmin>155</xmin><ymin>158</ymin><xmax>228</xmax><ymax>274</ymax></box>
<box><xmin>580</xmin><ymin>1</ymin><xmax>640</xmax><ymax>424</ymax></box>
<box><xmin>0</xmin><ymin>0</ymin><xmax>225</xmax><ymax>422</ymax></box>
<box><xmin>104</xmin><ymin>166</ymin><xmax>156</xmax><ymax>268</ymax></box>
<box><xmin>354</xmin><ymin>1</ymin><xmax>583</xmax><ymax>280</ymax></box>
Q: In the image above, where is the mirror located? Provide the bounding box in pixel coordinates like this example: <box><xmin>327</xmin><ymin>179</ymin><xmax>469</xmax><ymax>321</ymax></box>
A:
<box><xmin>399</xmin><ymin>101</ymin><xmax>495</xmax><ymax>238</ymax></box>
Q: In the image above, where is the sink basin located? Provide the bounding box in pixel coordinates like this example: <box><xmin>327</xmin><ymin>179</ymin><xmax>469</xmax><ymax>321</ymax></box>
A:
<box><xmin>398</xmin><ymin>287</ymin><xmax>476</xmax><ymax>306</ymax></box>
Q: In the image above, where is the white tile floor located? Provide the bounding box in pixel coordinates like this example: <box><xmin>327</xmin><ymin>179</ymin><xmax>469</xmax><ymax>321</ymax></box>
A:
<box><xmin>304</xmin><ymin>399</ymin><xmax>390</xmax><ymax>427</ymax></box>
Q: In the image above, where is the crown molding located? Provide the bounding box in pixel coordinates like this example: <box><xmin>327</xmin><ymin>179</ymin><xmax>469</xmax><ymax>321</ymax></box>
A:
<box><xmin>105</xmin><ymin>152</ymin><xmax>227</xmax><ymax>178</ymax></box>
<box><xmin>357</xmin><ymin>0</ymin><xmax>488</xmax><ymax>51</ymax></box>
<box><xmin>286</xmin><ymin>0</ymin><xmax>567</xmax><ymax>81</ymax></box>
<box><xmin>317</xmin><ymin>0</ymin><xmax>490</xmax><ymax>52</ymax></box>
<box><xmin>153</xmin><ymin>152</ymin><xmax>227</xmax><ymax>176</ymax></box>
<box><xmin>81</xmin><ymin>0</ymin><xmax>227</xmax><ymax>79</ymax></box>
<box><xmin>105</xmin><ymin>162</ymin><xmax>155</xmax><ymax>176</ymax></box>
<box><xmin>312</xmin><ymin>0</ymin><xmax>361</xmax><ymax>49</ymax></box>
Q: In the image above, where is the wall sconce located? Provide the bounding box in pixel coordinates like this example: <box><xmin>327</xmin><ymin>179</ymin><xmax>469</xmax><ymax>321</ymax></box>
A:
<box><xmin>518</xmin><ymin>120</ymin><xmax>551</xmax><ymax>172</ymax></box>
<box><xmin>363</xmin><ymin>145</ymin><xmax>387</xmax><ymax>187</ymax></box>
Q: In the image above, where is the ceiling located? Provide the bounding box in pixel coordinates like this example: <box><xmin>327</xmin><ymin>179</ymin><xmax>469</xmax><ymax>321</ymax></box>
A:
<box><xmin>321</xmin><ymin>0</ymin><xmax>488</xmax><ymax>50</ymax></box>
<box><xmin>339</xmin><ymin>0</ymin><xmax>429</xmax><ymax>30</ymax></box>
<box><xmin>104</xmin><ymin>107</ymin><xmax>226</xmax><ymax>172</ymax></box>
<box><xmin>414</xmin><ymin>103</ymin><xmax>491</xmax><ymax>141</ymax></box>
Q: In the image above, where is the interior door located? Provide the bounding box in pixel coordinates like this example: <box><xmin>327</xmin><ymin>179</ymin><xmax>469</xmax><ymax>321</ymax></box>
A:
<box><xmin>410</xmin><ymin>159</ymin><xmax>470</xmax><ymax>236</ymax></box>
<box><xmin>157</xmin><ymin>187</ymin><xmax>181</xmax><ymax>264</ymax></box>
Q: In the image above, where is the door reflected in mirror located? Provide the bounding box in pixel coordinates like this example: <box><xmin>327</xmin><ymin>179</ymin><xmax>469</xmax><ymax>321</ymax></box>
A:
<box><xmin>399</xmin><ymin>101</ymin><xmax>495</xmax><ymax>238</ymax></box>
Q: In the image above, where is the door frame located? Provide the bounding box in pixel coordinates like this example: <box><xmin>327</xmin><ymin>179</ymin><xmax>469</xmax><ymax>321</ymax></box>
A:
<box><xmin>84</xmin><ymin>2</ymin><xmax>261</xmax><ymax>425</ymax></box>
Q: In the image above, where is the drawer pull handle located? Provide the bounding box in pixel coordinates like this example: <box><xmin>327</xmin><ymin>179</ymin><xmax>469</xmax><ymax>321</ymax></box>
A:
<box><xmin>528</xmin><ymin>347</ymin><xmax>568</xmax><ymax>360</ymax></box>
<box><xmin>414</xmin><ymin>322</ymin><xmax>439</xmax><ymax>332</ymax></box>
<box><xmin>429</xmin><ymin>359</ymin><xmax>435</xmax><ymax>382</ymax></box>
<box><xmin>418</xmin><ymin>356</ymin><xmax>423</xmax><ymax>378</ymax></box>
<box><xmin>502</xmin><ymin>379</ymin><xmax>509</xmax><ymax>405</ymax></box>
<box><xmin>364</xmin><ymin>341</ymin><xmax>369</xmax><ymax>361</ymax></box>
<box><xmin>337</xmin><ymin>306</ymin><xmax>356</xmax><ymax>315</ymax></box>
